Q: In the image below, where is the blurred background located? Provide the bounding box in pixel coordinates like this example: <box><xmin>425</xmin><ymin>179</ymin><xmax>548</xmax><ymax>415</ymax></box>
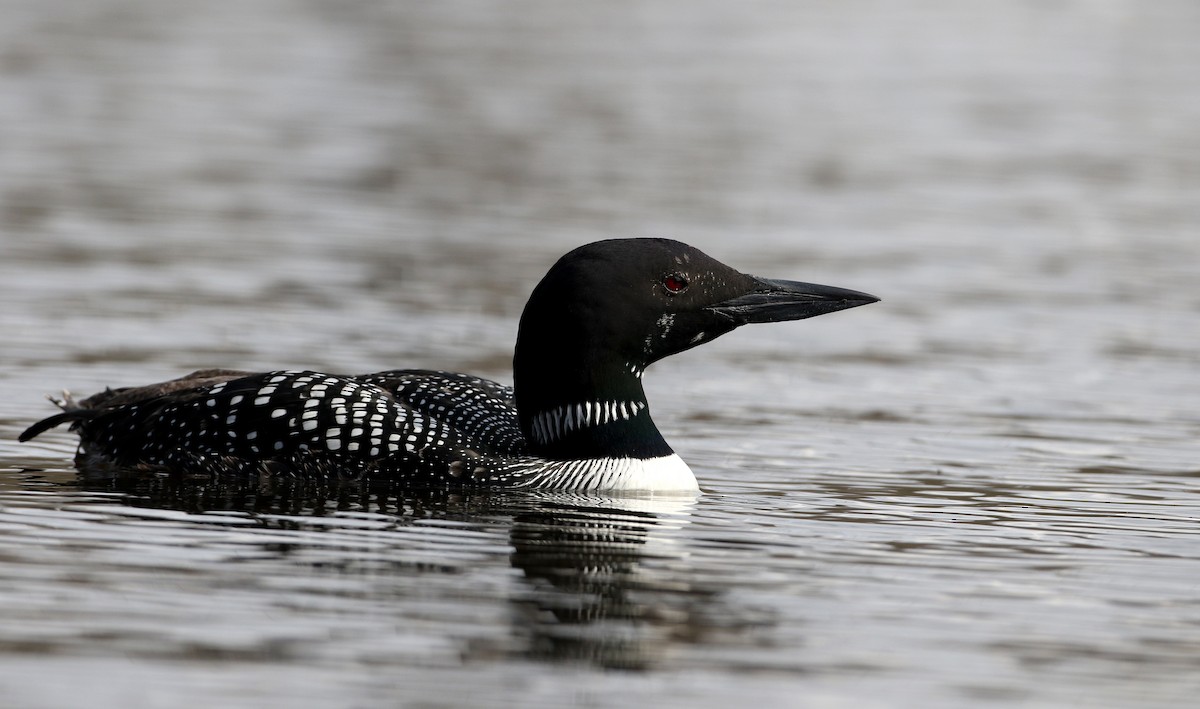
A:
<box><xmin>2</xmin><ymin>1</ymin><xmax>1197</xmax><ymax>389</ymax></box>
<box><xmin>1</xmin><ymin>2</ymin><xmax>1199</xmax><ymax>707</ymax></box>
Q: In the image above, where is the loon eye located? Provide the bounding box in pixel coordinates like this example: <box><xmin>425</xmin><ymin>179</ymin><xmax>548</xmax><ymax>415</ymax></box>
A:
<box><xmin>662</xmin><ymin>273</ymin><xmax>689</xmax><ymax>295</ymax></box>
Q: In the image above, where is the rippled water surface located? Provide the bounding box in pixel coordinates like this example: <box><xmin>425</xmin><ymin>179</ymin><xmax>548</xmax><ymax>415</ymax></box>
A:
<box><xmin>2</xmin><ymin>1</ymin><xmax>1199</xmax><ymax>707</ymax></box>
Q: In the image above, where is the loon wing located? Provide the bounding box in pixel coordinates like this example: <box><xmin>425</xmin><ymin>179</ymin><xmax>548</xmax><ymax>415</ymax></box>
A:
<box><xmin>23</xmin><ymin>369</ymin><xmax>528</xmax><ymax>479</ymax></box>
<box><xmin>356</xmin><ymin>370</ymin><xmax>526</xmax><ymax>456</ymax></box>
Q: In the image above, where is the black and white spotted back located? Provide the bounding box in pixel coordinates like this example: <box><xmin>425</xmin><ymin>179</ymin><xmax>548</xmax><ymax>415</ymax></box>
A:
<box><xmin>70</xmin><ymin>369</ymin><xmax>530</xmax><ymax>483</ymax></box>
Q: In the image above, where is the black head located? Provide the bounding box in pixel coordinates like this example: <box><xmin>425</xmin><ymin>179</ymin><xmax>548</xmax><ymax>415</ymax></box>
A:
<box><xmin>513</xmin><ymin>238</ymin><xmax>878</xmax><ymax>458</ymax></box>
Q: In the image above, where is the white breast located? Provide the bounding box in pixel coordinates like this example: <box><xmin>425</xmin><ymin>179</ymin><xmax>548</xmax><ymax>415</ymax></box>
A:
<box><xmin>517</xmin><ymin>454</ymin><xmax>698</xmax><ymax>492</ymax></box>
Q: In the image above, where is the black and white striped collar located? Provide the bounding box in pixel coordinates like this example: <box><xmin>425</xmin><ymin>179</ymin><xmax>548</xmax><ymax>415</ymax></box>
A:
<box><xmin>529</xmin><ymin>399</ymin><xmax>648</xmax><ymax>446</ymax></box>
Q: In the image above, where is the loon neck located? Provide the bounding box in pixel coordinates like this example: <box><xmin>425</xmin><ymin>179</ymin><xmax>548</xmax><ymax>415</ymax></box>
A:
<box><xmin>514</xmin><ymin>355</ymin><xmax>672</xmax><ymax>461</ymax></box>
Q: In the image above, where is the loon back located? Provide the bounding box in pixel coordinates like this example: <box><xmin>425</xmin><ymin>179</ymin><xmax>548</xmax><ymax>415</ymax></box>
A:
<box><xmin>21</xmin><ymin>238</ymin><xmax>878</xmax><ymax>491</ymax></box>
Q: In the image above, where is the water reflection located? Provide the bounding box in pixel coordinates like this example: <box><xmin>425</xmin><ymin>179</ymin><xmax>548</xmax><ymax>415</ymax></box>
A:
<box><xmin>506</xmin><ymin>494</ymin><xmax>702</xmax><ymax>669</ymax></box>
<box><xmin>67</xmin><ymin>471</ymin><xmax>712</xmax><ymax>670</ymax></box>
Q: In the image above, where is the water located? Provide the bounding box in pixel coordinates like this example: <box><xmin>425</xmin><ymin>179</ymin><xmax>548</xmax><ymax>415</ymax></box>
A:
<box><xmin>2</xmin><ymin>1</ymin><xmax>1199</xmax><ymax>707</ymax></box>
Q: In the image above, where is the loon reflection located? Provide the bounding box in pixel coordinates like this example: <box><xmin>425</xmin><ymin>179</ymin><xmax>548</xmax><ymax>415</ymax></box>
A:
<box><xmin>75</xmin><ymin>474</ymin><xmax>746</xmax><ymax>670</ymax></box>
<box><xmin>506</xmin><ymin>494</ymin><xmax>704</xmax><ymax>668</ymax></box>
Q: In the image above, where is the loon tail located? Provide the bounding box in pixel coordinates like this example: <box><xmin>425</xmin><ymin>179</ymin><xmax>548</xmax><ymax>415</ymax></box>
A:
<box><xmin>18</xmin><ymin>393</ymin><xmax>96</xmax><ymax>442</ymax></box>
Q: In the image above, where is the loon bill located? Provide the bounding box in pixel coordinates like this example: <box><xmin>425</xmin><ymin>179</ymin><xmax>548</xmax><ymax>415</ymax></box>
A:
<box><xmin>21</xmin><ymin>238</ymin><xmax>878</xmax><ymax>491</ymax></box>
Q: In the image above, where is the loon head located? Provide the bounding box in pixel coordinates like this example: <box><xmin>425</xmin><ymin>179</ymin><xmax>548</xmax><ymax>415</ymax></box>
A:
<box><xmin>513</xmin><ymin>238</ymin><xmax>878</xmax><ymax>460</ymax></box>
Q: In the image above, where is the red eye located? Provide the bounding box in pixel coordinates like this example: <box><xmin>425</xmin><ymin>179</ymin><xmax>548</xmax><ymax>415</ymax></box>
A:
<box><xmin>662</xmin><ymin>273</ymin><xmax>689</xmax><ymax>294</ymax></box>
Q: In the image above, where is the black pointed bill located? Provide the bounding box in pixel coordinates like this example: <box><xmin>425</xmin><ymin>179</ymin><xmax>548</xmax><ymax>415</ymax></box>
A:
<box><xmin>706</xmin><ymin>277</ymin><xmax>880</xmax><ymax>325</ymax></box>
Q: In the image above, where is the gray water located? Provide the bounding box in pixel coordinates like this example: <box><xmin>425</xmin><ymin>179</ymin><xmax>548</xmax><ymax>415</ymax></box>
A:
<box><xmin>2</xmin><ymin>1</ymin><xmax>1199</xmax><ymax>707</ymax></box>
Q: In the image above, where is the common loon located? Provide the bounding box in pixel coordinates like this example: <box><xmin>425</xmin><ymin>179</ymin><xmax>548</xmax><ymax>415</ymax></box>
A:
<box><xmin>21</xmin><ymin>238</ymin><xmax>878</xmax><ymax>491</ymax></box>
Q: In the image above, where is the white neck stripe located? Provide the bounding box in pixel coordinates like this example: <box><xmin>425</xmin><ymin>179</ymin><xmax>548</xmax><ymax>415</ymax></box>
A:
<box><xmin>530</xmin><ymin>400</ymin><xmax>648</xmax><ymax>446</ymax></box>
